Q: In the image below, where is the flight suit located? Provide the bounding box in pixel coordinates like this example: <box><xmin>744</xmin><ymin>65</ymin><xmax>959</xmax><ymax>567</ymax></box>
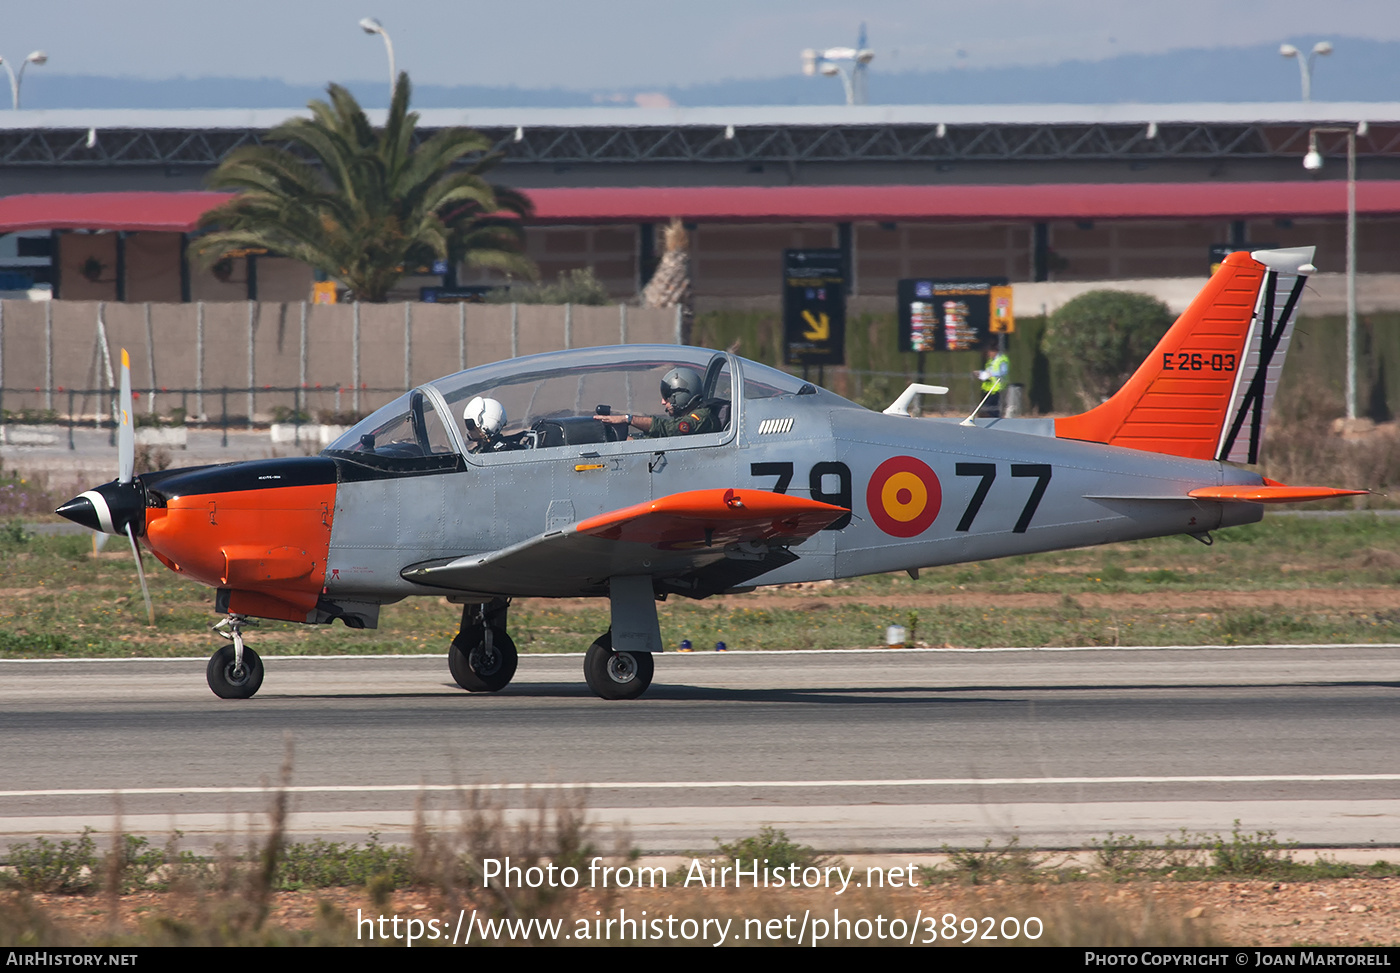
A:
<box><xmin>646</xmin><ymin>403</ymin><xmax>719</xmax><ymax>438</ymax></box>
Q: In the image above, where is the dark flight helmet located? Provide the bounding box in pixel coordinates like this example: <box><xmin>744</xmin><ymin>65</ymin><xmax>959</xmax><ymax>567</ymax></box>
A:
<box><xmin>660</xmin><ymin>367</ymin><xmax>703</xmax><ymax>411</ymax></box>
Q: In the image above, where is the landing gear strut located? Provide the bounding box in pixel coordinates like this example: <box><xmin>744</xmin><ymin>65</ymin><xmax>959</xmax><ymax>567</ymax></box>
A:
<box><xmin>448</xmin><ymin>598</ymin><xmax>518</xmax><ymax>692</ymax></box>
<box><xmin>207</xmin><ymin>614</ymin><xmax>264</xmax><ymax>699</ymax></box>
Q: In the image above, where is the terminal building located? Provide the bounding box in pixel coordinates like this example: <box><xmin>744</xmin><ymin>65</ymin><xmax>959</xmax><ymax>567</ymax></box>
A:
<box><xmin>1</xmin><ymin>102</ymin><xmax>1398</xmax><ymax>309</ymax></box>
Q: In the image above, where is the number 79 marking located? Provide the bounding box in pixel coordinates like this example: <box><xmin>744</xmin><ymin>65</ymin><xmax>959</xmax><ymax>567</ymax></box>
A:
<box><xmin>954</xmin><ymin>462</ymin><xmax>1052</xmax><ymax>534</ymax></box>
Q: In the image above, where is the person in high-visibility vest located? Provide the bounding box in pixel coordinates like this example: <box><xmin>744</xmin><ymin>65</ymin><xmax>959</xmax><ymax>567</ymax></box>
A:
<box><xmin>977</xmin><ymin>345</ymin><xmax>1010</xmax><ymax>418</ymax></box>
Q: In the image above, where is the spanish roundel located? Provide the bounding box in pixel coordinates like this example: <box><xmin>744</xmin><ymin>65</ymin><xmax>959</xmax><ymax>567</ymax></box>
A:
<box><xmin>866</xmin><ymin>456</ymin><xmax>941</xmax><ymax>537</ymax></box>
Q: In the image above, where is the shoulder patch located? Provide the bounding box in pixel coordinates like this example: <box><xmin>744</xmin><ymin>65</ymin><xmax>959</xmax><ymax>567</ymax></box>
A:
<box><xmin>678</xmin><ymin>420</ymin><xmax>693</xmax><ymax>434</ymax></box>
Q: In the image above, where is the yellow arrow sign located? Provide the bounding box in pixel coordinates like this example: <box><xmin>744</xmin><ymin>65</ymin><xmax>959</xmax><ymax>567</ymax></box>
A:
<box><xmin>801</xmin><ymin>309</ymin><xmax>830</xmax><ymax>341</ymax></box>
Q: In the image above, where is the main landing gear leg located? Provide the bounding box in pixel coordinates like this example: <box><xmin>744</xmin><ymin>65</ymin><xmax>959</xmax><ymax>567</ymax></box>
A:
<box><xmin>448</xmin><ymin>598</ymin><xmax>518</xmax><ymax>693</ymax></box>
<box><xmin>584</xmin><ymin>576</ymin><xmax>657</xmax><ymax>700</ymax></box>
<box><xmin>208</xmin><ymin>614</ymin><xmax>264</xmax><ymax>699</ymax></box>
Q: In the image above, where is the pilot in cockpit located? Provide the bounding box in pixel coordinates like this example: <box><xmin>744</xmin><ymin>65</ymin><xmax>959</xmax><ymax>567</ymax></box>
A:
<box><xmin>463</xmin><ymin>396</ymin><xmax>528</xmax><ymax>453</ymax></box>
<box><xmin>592</xmin><ymin>366</ymin><xmax>721</xmax><ymax>438</ymax></box>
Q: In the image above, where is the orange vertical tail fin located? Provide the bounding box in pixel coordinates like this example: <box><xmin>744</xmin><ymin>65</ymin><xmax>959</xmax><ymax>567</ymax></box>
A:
<box><xmin>1054</xmin><ymin>247</ymin><xmax>1314</xmax><ymax>463</ymax></box>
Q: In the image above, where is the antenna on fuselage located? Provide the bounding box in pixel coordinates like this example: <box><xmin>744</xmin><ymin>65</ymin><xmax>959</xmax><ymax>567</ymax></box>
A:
<box><xmin>882</xmin><ymin>383</ymin><xmax>949</xmax><ymax>417</ymax></box>
<box><xmin>960</xmin><ymin>387</ymin><xmax>998</xmax><ymax>426</ymax></box>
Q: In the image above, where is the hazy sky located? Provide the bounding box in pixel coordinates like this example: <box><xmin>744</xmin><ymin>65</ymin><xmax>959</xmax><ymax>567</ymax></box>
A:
<box><xmin>6</xmin><ymin>1</ymin><xmax>1398</xmax><ymax>90</ymax></box>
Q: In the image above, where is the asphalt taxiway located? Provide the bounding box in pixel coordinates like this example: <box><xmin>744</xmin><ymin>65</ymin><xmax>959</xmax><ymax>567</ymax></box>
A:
<box><xmin>3</xmin><ymin>645</ymin><xmax>1397</xmax><ymax>853</ymax></box>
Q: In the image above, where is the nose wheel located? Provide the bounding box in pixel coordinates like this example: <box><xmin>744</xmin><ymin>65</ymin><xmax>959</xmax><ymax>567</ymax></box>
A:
<box><xmin>448</xmin><ymin>599</ymin><xmax>518</xmax><ymax>692</ymax></box>
<box><xmin>207</xmin><ymin>615</ymin><xmax>263</xmax><ymax>699</ymax></box>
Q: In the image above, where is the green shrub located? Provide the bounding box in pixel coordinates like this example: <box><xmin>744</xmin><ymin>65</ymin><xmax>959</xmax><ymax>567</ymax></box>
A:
<box><xmin>936</xmin><ymin>835</ymin><xmax>1049</xmax><ymax>885</ymax></box>
<box><xmin>713</xmin><ymin>826</ymin><xmax>830</xmax><ymax>876</ymax></box>
<box><xmin>269</xmin><ymin>406</ymin><xmax>310</xmax><ymax>424</ymax></box>
<box><xmin>274</xmin><ymin>833</ymin><xmax>414</xmax><ymax>890</ymax></box>
<box><xmin>6</xmin><ymin>830</ymin><xmax>99</xmax><ymax>894</ymax></box>
<box><xmin>1044</xmin><ymin>290</ymin><xmax>1173</xmax><ymax>408</ymax></box>
<box><xmin>1</xmin><ymin>408</ymin><xmax>60</xmax><ymax>425</ymax></box>
<box><xmin>486</xmin><ymin>268</ymin><xmax>611</xmax><ymax>306</ymax></box>
<box><xmin>1208</xmin><ymin>821</ymin><xmax>1297</xmax><ymax>876</ymax></box>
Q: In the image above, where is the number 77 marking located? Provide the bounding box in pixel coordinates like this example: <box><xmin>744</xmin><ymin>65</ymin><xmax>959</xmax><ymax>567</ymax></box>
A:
<box><xmin>954</xmin><ymin>462</ymin><xmax>1051</xmax><ymax>533</ymax></box>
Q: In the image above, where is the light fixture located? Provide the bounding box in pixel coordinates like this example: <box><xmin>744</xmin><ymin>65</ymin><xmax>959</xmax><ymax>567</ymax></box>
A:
<box><xmin>800</xmin><ymin>29</ymin><xmax>875</xmax><ymax>105</ymax></box>
<box><xmin>1280</xmin><ymin>40</ymin><xmax>1332</xmax><ymax>101</ymax></box>
<box><xmin>1301</xmin><ymin>124</ymin><xmax>1362</xmax><ymax>418</ymax></box>
<box><xmin>0</xmin><ymin>48</ymin><xmax>48</xmax><ymax>109</ymax></box>
<box><xmin>358</xmin><ymin>17</ymin><xmax>396</xmax><ymax>97</ymax></box>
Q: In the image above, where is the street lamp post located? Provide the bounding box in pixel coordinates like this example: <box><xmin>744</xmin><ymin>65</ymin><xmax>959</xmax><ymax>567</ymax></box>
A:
<box><xmin>1280</xmin><ymin>41</ymin><xmax>1331</xmax><ymax>102</ymax></box>
<box><xmin>801</xmin><ymin>43</ymin><xmax>874</xmax><ymax>105</ymax></box>
<box><xmin>359</xmin><ymin>17</ymin><xmax>396</xmax><ymax>97</ymax></box>
<box><xmin>1303</xmin><ymin>122</ymin><xmax>1366</xmax><ymax>420</ymax></box>
<box><xmin>0</xmin><ymin>50</ymin><xmax>48</xmax><ymax>109</ymax></box>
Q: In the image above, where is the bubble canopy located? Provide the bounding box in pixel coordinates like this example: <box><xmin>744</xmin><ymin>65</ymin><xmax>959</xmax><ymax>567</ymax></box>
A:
<box><xmin>324</xmin><ymin>344</ymin><xmax>819</xmax><ymax>463</ymax></box>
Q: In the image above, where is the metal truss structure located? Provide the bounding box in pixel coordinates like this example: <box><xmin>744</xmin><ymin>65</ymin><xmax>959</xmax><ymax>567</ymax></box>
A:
<box><xmin>495</xmin><ymin>122</ymin><xmax>1400</xmax><ymax>166</ymax></box>
<box><xmin>2</xmin><ymin>120</ymin><xmax>1398</xmax><ymax>168</ymax></box>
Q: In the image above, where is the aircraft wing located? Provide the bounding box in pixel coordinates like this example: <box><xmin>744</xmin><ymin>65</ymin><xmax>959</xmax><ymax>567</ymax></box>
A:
<box><xmin>401</xmin><ymin>488</ymin><xmax>848</xmax><ymax>598</ymax></box>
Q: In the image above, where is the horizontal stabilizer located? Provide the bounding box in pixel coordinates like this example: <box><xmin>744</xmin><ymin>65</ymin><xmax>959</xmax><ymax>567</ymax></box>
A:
<box><xmin>1187</xmin><ymin>485</ymin><xmax>1369</xmax><ymax>504</ymax></box>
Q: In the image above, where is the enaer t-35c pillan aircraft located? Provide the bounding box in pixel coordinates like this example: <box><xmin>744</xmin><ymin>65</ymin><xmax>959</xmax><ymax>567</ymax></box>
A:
<box><xmin>56</xmin><ymin>247</ymin><xmax>1363</xmax><ymax>700</ymax></box>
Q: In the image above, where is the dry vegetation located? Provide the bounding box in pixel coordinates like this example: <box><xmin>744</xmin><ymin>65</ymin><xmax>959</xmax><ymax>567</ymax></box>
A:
<box><xmin>4</xmin><ymin>789</ymin><xmax>1397</xmax><ymax>947</ymax></box>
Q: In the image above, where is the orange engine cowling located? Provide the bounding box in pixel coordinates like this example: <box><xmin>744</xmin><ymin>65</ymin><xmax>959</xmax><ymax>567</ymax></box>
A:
<box><xmin>141</xmin><ymin>458</ymin><xmax>337</xmax><ymax>623</ymax></box>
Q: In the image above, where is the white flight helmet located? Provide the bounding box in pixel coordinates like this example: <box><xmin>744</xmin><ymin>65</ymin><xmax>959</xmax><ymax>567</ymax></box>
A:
<box><xmin>463</xmin><ymin>396</ymin><xmax>506</xmax><ymax>438</ymax></box>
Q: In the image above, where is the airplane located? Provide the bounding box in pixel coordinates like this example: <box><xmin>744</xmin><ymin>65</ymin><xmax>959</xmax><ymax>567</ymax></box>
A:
<box><xmin>55</xmin><ymin>246</ymin><xmax>1365</xmax><ymax>701</ymax></box>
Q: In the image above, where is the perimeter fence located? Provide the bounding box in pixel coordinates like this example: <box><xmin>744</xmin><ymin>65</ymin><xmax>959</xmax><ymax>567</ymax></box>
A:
<box><xmin>0</xmin><ymin>299</ymin><xmax>684</xmax><ymax>418</ymax></box>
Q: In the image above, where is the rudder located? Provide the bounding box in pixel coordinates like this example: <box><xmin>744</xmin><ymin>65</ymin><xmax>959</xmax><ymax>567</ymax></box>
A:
<box><xmin>1054</xmin><ymin>247</ymin><xmax>1314</xmax><ymax>462</ymax></box>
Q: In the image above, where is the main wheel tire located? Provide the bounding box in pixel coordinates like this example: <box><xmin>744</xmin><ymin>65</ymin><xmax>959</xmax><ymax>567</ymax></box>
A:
<box><xmin>207</xmin><ymin>643</ymin><xmax>264</xmax><ymax>699</ymax></box>
<box><xmin>583</xmin><ymin>632</ymin><xmax>654</xmax><ymax>700</ymax></box>
<box><xmin>448</xmin><ymin>629</ymin><xmax>518</xmax><ymax>692</ymax></box>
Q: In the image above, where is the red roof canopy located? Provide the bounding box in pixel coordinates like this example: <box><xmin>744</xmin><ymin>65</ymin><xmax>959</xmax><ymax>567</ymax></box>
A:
<box><xmin>0</xmin><ymin>192</ymin><xmax>233</xmax><ymax>232</ymax></box>
<box><xmin>523</xmin><ymin>182</ymin><xmax>1400</xmax><ymax>223</ymax></box>
<box><xmin>2</xmin><ymin>182</ymin><xmax>1398</xmax><ymax>233</ymax></box>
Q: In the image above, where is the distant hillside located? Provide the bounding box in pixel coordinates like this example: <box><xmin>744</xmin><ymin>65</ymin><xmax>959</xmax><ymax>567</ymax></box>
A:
<box><xmin>16</xmin><ymin>37</ymin><xmax>1400</xmax><ymax>111</ymax></box>
<box><xmin>671</xmin><ymin>37</ymin><xmax>1400</xmax><ymax>106</ymax></box>
<box><xmin>17</xmin><ymin>76</ymin><xmax>597</xmax><ymax>111</ymax></box>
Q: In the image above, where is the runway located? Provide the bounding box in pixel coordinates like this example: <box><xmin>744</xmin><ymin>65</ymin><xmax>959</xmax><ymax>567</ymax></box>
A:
<box><xmin>3</xmin><ymin>645</ymin><xmax>1397</xmax><ymax>853</ymax></box>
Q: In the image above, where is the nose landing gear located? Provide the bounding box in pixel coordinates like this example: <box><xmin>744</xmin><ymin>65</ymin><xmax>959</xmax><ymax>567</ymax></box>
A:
<box><xmin>207</xmin><ymin>614</ymin><xmax>264</xmax><ymax>699</ymax></box>
<box><xmin>448</xmin><ymin>598</ymin><xmax>518</xmax><ymax>692</ymax></box>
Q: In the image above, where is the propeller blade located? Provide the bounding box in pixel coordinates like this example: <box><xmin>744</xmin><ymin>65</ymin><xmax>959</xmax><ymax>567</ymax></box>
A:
<box><xmin>125</xmin><ymin>521</ymin><xmax>155</xmax><ymax>627</ymax></box>
<box><xmin>118</xmin><ymin>348</ymin><xmax>134</xmax><ymax>484</ymax></box>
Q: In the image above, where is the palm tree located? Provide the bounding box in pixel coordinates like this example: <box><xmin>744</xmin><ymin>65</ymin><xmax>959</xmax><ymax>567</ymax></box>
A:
<box><xmin>194</xmin><ymin>73</ymin><xmax>535</xmax><ymax>302</ymax></box>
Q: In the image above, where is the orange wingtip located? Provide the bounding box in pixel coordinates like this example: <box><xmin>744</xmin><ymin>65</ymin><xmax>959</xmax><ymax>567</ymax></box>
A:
<box><xmin>576</xmin><ymin>488</ymin><xmax>847</xmax><ymax>545</ymax></box>
<box><xmin>121</xmin><ymin>348</ymin><xmax>130</xmax><ymax>368</ymax></box>
<box><xmin>1189</xmin><ymin>485</ymin><xmax>1370</xmax><ymax>504</ymax></box>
